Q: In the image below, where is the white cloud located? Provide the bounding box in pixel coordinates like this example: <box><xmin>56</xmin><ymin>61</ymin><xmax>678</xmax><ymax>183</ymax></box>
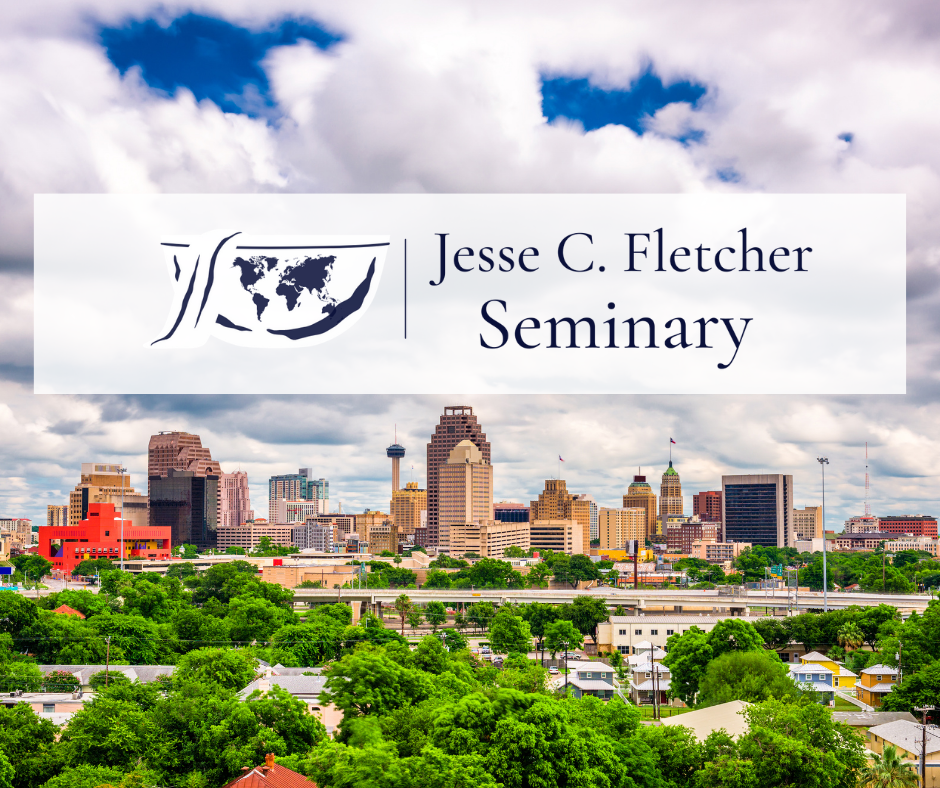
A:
<box><xmin>2</xmin><ymin>0</ymin><xmax>940</xmax><ymax>530</ymax></box>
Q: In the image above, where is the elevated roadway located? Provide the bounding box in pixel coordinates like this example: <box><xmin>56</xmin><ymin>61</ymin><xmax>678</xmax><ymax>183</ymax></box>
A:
<box><xmin>293</xmin><ymin>586</ymin><xmax>933</xmax><ymax>617</ymax></box>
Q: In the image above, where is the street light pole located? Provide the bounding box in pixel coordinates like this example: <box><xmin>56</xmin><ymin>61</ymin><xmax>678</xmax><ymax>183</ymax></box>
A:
<box><xmin>817</xmin><ymin>457</ymin><xmax>829</xmax><ymax>612</ymax></box>
<box><xmin>118</xmin><ymin>466</ymin><xmax>127</xmax><ymax>571</ymax></box>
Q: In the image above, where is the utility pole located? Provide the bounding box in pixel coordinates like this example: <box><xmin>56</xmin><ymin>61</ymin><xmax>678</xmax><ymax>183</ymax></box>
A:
<box><xmin>562</xmin><ymin>640</ymin><xmax>569</xmax><ymax>694</ymax></box>
<box><xmin>915</xmin><ymin>705</ymin><xmax>934</xmax><ymax>788</ymax></box>
<box><xmin>817</xmin><ymin>457</ymin><xmax>829</xmax><ymax>612</ymax></box>
<box><xmin>653</xmin><ymin>656</ymin><xmax>660</xmax><ymax>720</ymax></box>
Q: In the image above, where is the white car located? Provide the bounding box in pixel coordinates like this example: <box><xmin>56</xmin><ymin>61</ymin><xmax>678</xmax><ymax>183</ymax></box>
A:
<box><xmin>549</xmin><ymin>666</ymin><xmax>559</xmax><ymax>675</ymax></box>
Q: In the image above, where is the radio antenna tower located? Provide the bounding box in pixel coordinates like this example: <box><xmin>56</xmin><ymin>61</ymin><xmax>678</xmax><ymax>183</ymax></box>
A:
<box><xmin>864</xmin><ymin>442</ymin><xmax>871</xmax><ymax>517</ymax></box>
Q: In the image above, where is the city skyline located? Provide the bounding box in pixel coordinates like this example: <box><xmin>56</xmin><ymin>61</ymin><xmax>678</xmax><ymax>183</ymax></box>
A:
<box><xmin>2</xmin><ymin>395</ymin><xmax>935</xmax><ymax>531</ymax></box>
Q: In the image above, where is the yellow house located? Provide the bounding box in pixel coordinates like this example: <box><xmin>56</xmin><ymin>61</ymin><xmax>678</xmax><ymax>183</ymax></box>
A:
<box><xmin>867</xmin><ymin>719</ymin><xmax>940</xmax><ymax>787</ymax></box>
<box><xmin>799</xmin><ymin>651</ymin><xmax>857</xmax><ymax>690</ymax></box>
<box><xmin>856</xmin><ymin>664</ymin><xmax>899</xmax><ymax>708</ymax></box>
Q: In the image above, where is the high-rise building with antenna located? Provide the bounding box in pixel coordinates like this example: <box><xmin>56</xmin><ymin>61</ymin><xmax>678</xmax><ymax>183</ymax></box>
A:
<box><xmin>864</xmin><ymin>442</ymin><xmax>871</xmax><ymax>517</ymax></box>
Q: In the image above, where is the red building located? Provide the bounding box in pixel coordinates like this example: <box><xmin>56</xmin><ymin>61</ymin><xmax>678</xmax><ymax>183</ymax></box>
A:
<box><xmin>38</xmin><ymin>502</ymin><xmax>171</xmax><ymax>573</ymax></box>
<box><xmin>692</xmin><ymin>491</ymin><xmax>722</xmax><ymax>523</ymax></box>
<box><xmin>876</xmin><ymin>515</ymin><xmax>938</xmax><ymax>538</ymax></box>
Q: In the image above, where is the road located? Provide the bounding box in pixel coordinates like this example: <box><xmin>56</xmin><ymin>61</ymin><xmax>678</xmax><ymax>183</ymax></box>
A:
<box><xmin>292</xmin><ymin>586</ymin><xmax>934</xmax><ymax>615</ymax></box>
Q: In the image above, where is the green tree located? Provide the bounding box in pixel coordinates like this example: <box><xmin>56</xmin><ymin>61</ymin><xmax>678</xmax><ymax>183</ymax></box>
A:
<box><xmin>837</xmin><ymin>621</ymin><xmax>864</xmax><ymax>651</ymax></box>
<box><xmin>407</xmin><ymin>609</ymin><xmax>423</xmax><ymax>633</ymax></box>
<box><xmin>697</xmin><ymin>650</ymin><xmax>797</xmax><ymax>707</ymax></box>
<box><xmin>175</xmin><ymin>647</ymin><xmax>258</xmax><ymax>690</ymax></box>
<box><xmin>442</xmin><ymin>628</ymin><xmax>468</xmax><ymax>653</ymax></box>
<box><xmin>270</xmin><ymin>621</ymin><xmax>344</xmax><ymax>667</ymax></box>
<box><xmin>467</xmin><ymin>602</ymin><xmax>495</xmax><ymax>632</ymax></box>
<box><xmin>663</xmin><ymin>626</ymin><xmax>713</xmax><ymax>705</ymax></box>
<box><xmin>881</xmin><ymin>660</ymin><xmax>940</xmax><ymax>712</ymax></box>
<box><xmin>488</xmin><ymin>610</ymin><xmax>531</xmax><ymax>655</ymax></box>
<box><xmin>859</xmin><ymin>743</ymin><xmax>918</xmax><ymax>787</ymax></box>
<box><xmin>70</xmin><ymin>557</ymin><xmax>116</xmax><ymax>578</ymax></box>
<box><xmin>320</xmin><ymin>647</ymin><xmax>428</xmax><ymax>730</ymax></box>
<box><xmin>544</xmin><ymin>619</ymin><xmax>582</xmax><ymax>659</ymax></box>
<box><xmin>180</xmin><ymin>544</ymin><xmax>199</xmax><ymax>559</ymax></box>
<box><xmin>0</xmin><ymin>662</ymin><xmax>42</xmax><ymax>693</ymax></box>
<box><xmin>40</xmin><ymin>764</ymin><xmax>130</xmax><ymax>788</ymax></box>
<box><xmin>503</xmin><ymin>545</ymin><xmax>527</xmax><ymax>558</ymax></box>
<box><xmin>706</xmin><ymin>618</ymin><xmax>765</xmax><ymax>658</ymax></box>
<box><xmin>525</xmin><ymin>563</ymin><xmax>552</xmax><ymax>589</ymax></box>
<box><xmin>11</xmin><ymin>555</ymin><xmax>52</xmax><ymax>592</ymax></box>
<box><xmin>394</xmin><ymin>594</ymin><xmax>413</xmax><ymax>636</ymax></box>
<box><xmin>88</xmin><ymin>670</ymin><xmax>132</xmax><ymax>691</ymax></box>
<box><xmin>425</xmin><ymin>601</ymin><xmax>447</xmax><ymax>632</ymax></box>
<box><xmin>559</xmin><ymin>596</ymin><xmax>609</xmax><ymax>644</ymax></box>
<box><xmin>0</xmin><ymin>702</ymin><xmax>58</xmax><ymax>788</ymax></box>
<box><xmin>520</xmin><ymin>602</ymin><xmax>560</xmax><ymax>661</ymax></box>
<box><xmin>422</xmin><ymin>570</ymin><xmax>452</xmax><ymax>590</ymax></box>
<box><xmin>0</xmin><ymin>594</ymin><xmax>38</xmax><ymax>634</ymax></box>
<box><xmin>733</xmin><ymin>547</ymin><xmax>769</xmax><ymax>582</ymax></box>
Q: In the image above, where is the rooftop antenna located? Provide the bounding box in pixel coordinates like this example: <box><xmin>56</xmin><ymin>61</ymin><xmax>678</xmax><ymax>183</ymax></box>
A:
<box><xmin>864</xmin><ymin>442</ymin><xmax>871</xmax><ymax>518</ymax></box>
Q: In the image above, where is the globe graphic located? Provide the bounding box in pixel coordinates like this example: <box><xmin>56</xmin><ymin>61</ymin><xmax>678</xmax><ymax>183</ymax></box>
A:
<box><xmin>232</xmin><ymin>253</ymin><xmax>339</xmax><ymax>324</ymax></box>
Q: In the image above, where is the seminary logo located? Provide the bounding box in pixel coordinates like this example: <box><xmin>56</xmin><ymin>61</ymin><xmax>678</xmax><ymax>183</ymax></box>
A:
<box><xmin>151</xmin><ymin>230</ymin><xmax>390</xmax><ymax>349</ymax></box>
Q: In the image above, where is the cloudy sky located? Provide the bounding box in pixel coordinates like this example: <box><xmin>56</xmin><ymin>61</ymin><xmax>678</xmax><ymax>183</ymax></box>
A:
<box><xmin>2</xmin><ymin>0</ymin><xmax>939</xmax><ymax>527</ymax></box>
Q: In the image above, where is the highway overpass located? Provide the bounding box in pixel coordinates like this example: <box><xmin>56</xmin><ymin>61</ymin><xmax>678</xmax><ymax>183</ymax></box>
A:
<box><xmin>292</xmin><ymin>586</ymin><xmax>934</xmax><ymax>617</ymax></box>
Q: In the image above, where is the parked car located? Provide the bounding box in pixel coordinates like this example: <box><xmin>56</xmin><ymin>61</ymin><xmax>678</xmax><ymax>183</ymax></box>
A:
<box><xmin>492</xmin><ymin>657</ymin><xmax>504</xmax><ymax>666</ymax></box>
<box><xmin>549</xmin><ymin>666</ymin><xmax>559</xmax><ymax>675</ymax></box>
<box><xmin>561</xmin><ymin>651</ymin><xmax>580</xmax><ymax>659</ymax></box>
<box><xmin>480</xmin><ymin>647</ymin><xmax>492</xmax><ymax>654</ymax></box>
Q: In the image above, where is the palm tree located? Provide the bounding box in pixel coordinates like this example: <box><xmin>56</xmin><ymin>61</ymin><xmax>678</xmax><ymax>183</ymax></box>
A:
<box><xmin>394</xmin><ymin>593</ymin><xmax>413</xmax><ymax>635</ymax></box>
<box><xmin>838</xmin><ymin>622</ymin><xmax>865</xmax><ymax>652</ymax></box>
<box><xmin>859</xmin><ymin>744</ymin><xmax>918</xmax><ymax>788</ymax></box>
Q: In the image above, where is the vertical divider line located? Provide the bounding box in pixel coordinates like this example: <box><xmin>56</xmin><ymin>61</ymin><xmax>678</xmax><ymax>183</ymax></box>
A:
<box><xmin>404</xmin><ymin>238</ymin><xmax>408</xmax><ymax>339</ymax></box>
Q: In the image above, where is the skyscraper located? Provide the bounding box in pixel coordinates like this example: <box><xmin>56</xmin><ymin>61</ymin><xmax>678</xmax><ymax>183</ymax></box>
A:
<box><xmin>598</xmin><ymin>507</ymin><xmax>647</xmax><ymax>550</ymax></box>
<box><xmin>438</xmin><ymin>440</ymin><xmax>493</xmax><ymax>553</ymax></box>
<box><xmin>426</xmin><ymin>405</ymin><xmax>490</xmax><ymax>547</ymax></box>
<box><xmin>46</xmin><ymin>505</ymin><xmax>68</xmax><ymax>527</ymax></box>
<box><xmin>268</xmin><ymin>469</ymin><xmax>329</xmax><ymax>523</ymax></box>
<box><xmin>624</xmin><ymin>475</ymin><xmax>657</xmax><ymax>539</ymax></box>
<box><xmin>529</xmin><ymin>479</ymin><xmax>591</xmax><ymax>554</ymax></box>
<box><xmin>390</xmin><ymin>482</ymin><xmax>427</xmax><ymax>534</ymax></box>
<box><xmin>148</xmin><ymin>432</ymin><xmax>221</xmax><ymax>497</ymax></box>
<box><xmin>576</xmin><ymin>494</ymin><xmax>600</xmax><ymax>543</ymax></box>
<box><xmin>149</xmin><ymin>469</ymin><xmax>220</xmax><ymax>550</ymax></box>
<box><xmin>218</xmin><ymin>471</ymin><xmax>252</xmax><ymax>527</ymax></box>
<box><xmin>722</xmin><ymin>474</ymin><xmax>794</xmax><ymax>548</ymax></box>
<box><xmin>659</xmin><ymin>462</ymin><xmax>683</xmax><ymax>526</ymax></box>
<box><xmin>792</xmin><ymin>505</ymin><xmax>822</xmax><ymax>540</ymax></box>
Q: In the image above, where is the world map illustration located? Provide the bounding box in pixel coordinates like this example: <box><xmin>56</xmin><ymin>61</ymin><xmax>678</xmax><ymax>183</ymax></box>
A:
<box><xmin>232</xmin><ymin>254</ymin><xmax>337</xmax><ymax>321</ymax></box>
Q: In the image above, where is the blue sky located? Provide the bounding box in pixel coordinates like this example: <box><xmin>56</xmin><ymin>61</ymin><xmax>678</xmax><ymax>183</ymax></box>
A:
<box><xmin>100</xmin><ymin>14</ymin><xmax>341</xmax><ymax>115</ymax></box>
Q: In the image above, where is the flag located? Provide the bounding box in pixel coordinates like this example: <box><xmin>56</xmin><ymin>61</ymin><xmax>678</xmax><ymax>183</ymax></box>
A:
<box><xmin>670</xmin><ymin>438</ymin><xmax>676</xmax><ymax>444</ymax></box>
<box><xmin>559</xmin><ymin>455</ymin><xmax>565</xmax><ymax>462</ymax></box>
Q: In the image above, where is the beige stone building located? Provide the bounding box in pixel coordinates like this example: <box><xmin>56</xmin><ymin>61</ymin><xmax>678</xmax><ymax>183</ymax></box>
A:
<box><xmin>449</xmin><ymin>520</ymin><xmax>530</xmax><ymax>559</ymax></box>
<box><xmin>599</xmin><ymin>508</ymin><xmax>647</xmax><ymax>550</ymax></box>
<box><xmin>690</xmin><ymin>539</ymin><xmax>751</xmax><ymax>563</ymax></box>
<box><xmin>261</xmin><ymin>564</ymin><xmax>358</xmax><ymax>589</ymax></box>
<box><xmin>659</xmin><ymin>462</ymin><xmax>683</xmax><ymax>526</ymax></box>
<box><xmin>216</xmin><ymin>521</ymin><xmax>294</xmax><ymax>551</ymax></box>
<box><xmin>389</xmin><ymin>482</ymin><xmax>427</xmax><ymax>534</ymax></box>
<box><xmin>438</xmin><ymin>440</ymin><xmax>493</xmax><ymax>553</ymax></box>
<box><xmin>47</xmin><ymin>505</ymin><xmax>68</xmax><ymax>527</ymax></box>
<box><xmin>530</xmin><ymin>519</ymin><xmax>583</xmax><ymax>555</ymax></box>
<box><xmin>530</xmin><ymin>479</ymin><xmax>591</xmax><ymax>554</ymax></box>
<box><xmin>369</xmin><ymin>522</ymin><xmax>402</xmax><ymax>555</ymax></box>
<box><xmin>793</xmin><ymin>506</ymin><xmax>822</xmax><ymax>540</ymax></box>
<box><xmin>624</xmin><ymin>474</ymin><xmax>658</xmax><ymax>539</ymax></box>
<box><xmin>68</xmin><ymin>463</ymin><xmax>149</xmax><ymax>529</ymax></box>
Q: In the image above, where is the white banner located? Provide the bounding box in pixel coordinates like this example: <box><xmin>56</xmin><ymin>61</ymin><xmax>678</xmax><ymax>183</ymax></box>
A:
<box><xmin>34</xmin><ymin>193</ymin><xmax>905</xmax><ymax>394</ymax></box>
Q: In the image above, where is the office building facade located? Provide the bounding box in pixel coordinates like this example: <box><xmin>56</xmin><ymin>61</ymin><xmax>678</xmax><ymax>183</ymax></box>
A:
<box><xmin>598</xmin><ymin>508</ymin><xmax>647</xmax><ymax>550</ymax></box>
<box><xmin>624</xmin><ymin>475</ymin><xmax>658</xmax><ymax>539</ymax></box>
<box><xmin>268</xmin><ymin>469</ymin><xmax>329</xmax><ymax>523</ymax></box>
<box><xmin>390</xmin><ymin>482</ymin><xmax>427</xmax><ymax>534</ymax></box>
<box><xmin>148</xmin><ymin>433</ymin><xmax>221</xmax><ymax>496</ymax></box>
<box><xmin>438</xmin><ymin>440</ymin><xmax>493</xmax><ymax>553</ymax></box>
<box><xmin>876</xmin><ymin>515</ymin><xmax>938</xmax><ymax>538</ymax></box>
<box><xmin>530</xmin><ymin>479</ymin><xmax>590</xmax><ymax>555</ymax></box>
<box><xmin>46</xmin><ymin>505</ymin><xmax>68</xmax><ymax>528</ymax></box>
<box><xmin>449</xmin><ymin>520</ymin><xmax>530</xmax><ymax>559</ymax></box>
<box><xmin>722</xmin><ymin>474</ymin><xmax>794</xmax><ymax>548</ymax></box>
<box><xmin>692</xmin><ymin>491</ymin><xmax>722</xmax><ymax>523</ymax></box>
<box><xmin>275</xmin><ymin>499</ymin><xmax>328</xmax><ymax>524</ymax></box>
<box><xmin>793</xmin><ymin>506</ymin><xmax>822</xmax><ymax>540</ymax></box>
<box><xmin>216</xmin><ymin>522</ymin><xmax>293</xmax><ymax>551</ymax></box>
<box><xmin>576</xmin><ymin>494</ymin><xmax>600</xmax><ymax>542</ymax></box>
<box><xmin>291</xmin><ymin>522</ymin><xmax>336</xmax><ymax>552</ymax></box>
<box><xmin>218</xmin><ymin>471</ymin><xmax>252</xmax><ymax>528</ymax></box>
<box><xmin>666</xmin><ymin>519</ymin><xmax>721</xmax><ymax>554</ymax></box>
<box><xmin>149</xmin><ymin>469</ymin><xmax>219</xmax><ymax>551</ymax></box>
<box><xmin>530</xmin><ymin>519</ymin><xmax>583</xmax><ymax>555</ymax></box>
<box><xmin>494</xmin><ymin>502</ymin><xmax>530</xmax><ymax>523</ymax></box>
<box><xmin>427</xmin><ymin>405</ymin><xmax>491</xmax><ymax>547</ymax></box>
<box><xmin>69</xmin><ymin>463</ymin><xmax>149</xmax><ymax>530</ymax></box>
